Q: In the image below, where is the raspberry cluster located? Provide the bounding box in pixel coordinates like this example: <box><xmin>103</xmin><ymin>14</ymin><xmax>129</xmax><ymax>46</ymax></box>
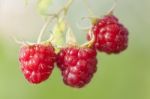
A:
<box><xmin>18</xmin><ymin>1</ymin><xmax>129</xmax><ymax>88</ymax></box>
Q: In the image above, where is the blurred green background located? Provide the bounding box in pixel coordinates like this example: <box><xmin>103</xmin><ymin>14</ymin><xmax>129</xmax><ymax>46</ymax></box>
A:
<box><xmin>0</xmin><ymin>0</ymin><xmax>150</xmax><ymax>99</ymax></box>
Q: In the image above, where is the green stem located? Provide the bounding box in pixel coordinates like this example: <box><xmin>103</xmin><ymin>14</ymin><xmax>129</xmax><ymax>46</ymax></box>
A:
<box><xmin>81</xmin><ymin>29</ymin><xmax>95</xmax><ymax>47</ymax></box>
<box><xmin>106</xmin><ymin>0</ymin><xmax>117</xmax><ymax>15</ymax></box>
<box><xmin>37</xmin><ymin>0</ymin><xmax>74</xmax><ymax>43</ymax></box>
<box><xmin>37</xmin><ymin>16</ymin><xmax>55</xmax><ymax>43</ymax></box>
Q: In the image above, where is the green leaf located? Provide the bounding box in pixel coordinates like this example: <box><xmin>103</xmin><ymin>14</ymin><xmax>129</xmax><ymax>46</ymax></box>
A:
<box><xmin>37</xmin><ymin>0</ymin><xmax>53</xmax><ymax>15</ymax></box>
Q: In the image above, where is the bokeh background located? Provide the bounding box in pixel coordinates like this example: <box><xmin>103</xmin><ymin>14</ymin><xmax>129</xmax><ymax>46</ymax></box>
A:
<box><xmin>0</xmin><ymin>0</ymin><xmax>150</xmax><ymax>99</ymax></box>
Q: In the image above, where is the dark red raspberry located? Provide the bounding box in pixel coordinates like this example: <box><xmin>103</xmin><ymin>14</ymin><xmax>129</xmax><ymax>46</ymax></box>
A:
<box><xmin>87</xmin><ymin>15</ymin><xmax>129</xmax><ymax>54</ymax></box>
<box><xmin>19</xmin><ymin>43</ymin><xmax>56</xmax><ymax>84</ymax></box>
<box><xmin>57</xmin><ymin>46</ymin><xmax>97</xmax><ymax>88</ymax></box>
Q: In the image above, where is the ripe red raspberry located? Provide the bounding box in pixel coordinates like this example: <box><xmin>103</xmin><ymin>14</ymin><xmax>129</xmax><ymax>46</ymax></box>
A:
<box><xmin>87</xmin><ymin>15</ymin><xmax>129</xmax><ymax>54</ymax></box>
<box><xmin>57</xmin><ymin>46</ymin><xmax>97</xmax><ymax>88</ymax></box>
<box><xmin>19</xmin><ymin>43</ymin><xmax>56</xmax><ymax>84</ymax></box>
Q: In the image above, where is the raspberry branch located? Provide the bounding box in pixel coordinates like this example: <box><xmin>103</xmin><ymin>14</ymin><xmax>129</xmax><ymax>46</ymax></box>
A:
<box><xmin>37</xmin><ymin>0</ymin><xmax>74</xmax><ymax>43</ymax></box>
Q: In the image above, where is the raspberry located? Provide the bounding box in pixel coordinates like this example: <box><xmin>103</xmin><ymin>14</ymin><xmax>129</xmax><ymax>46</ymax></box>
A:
<box><xmin>87</xmin><ymin>15</ymin><xmax>129</xmax><ymax>54</ymax></box>
<box><xmin>57</xmin><ymin>46</ymin><xmax>97</xmax><ymax>88</ymax></box>
<box><xmin>19</xmin><ymin>43</ymin><xmax>56</xmax><ymax>84</ymax></box>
